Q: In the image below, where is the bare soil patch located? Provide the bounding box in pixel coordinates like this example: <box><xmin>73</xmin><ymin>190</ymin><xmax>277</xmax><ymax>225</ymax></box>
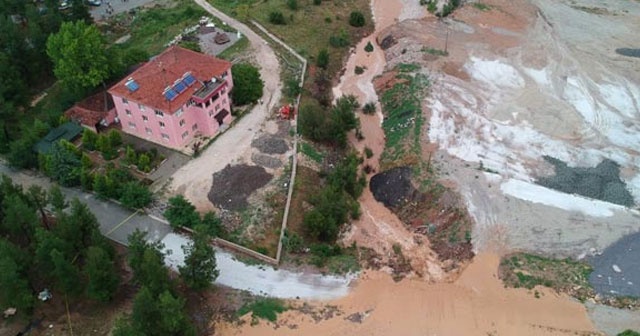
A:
<box><xmin>208</xmin><ymin>164</ymin><xmax>273</xmax><ymax>211</ymax></box>
<box><xmin>251</xmin><ymin>135</ymin><xmax>289</xmax><ymax>155</ymax></box>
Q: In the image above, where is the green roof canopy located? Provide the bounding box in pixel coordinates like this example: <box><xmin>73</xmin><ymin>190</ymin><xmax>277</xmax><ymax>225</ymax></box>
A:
<box><xmin>34</xmin><ymin>122</ymin><xmax>84</xmax><ymax>154</ymax></box>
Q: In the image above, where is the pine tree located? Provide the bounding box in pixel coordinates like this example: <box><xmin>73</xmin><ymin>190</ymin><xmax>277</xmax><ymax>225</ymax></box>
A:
<box><xmin>179</xmin><ymin>225</ymin><xmax>218</xmax><ymax>290</ymax></box>
<box><xmin>85</xmin><ymin>246</ymin><xmax>119</xmax><ymax>302</ymax></box>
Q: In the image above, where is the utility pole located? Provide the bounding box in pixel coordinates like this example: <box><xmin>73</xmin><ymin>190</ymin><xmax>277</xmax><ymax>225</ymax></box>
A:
<box><xmin>444</xmin><ymin>30</ymin><xmax>449</xmax><ymax>54</ymax></box>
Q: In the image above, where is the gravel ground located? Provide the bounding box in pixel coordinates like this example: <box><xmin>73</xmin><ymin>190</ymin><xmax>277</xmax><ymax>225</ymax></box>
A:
<box><xmin>251</xmin><ymin>153</ymin><xmax>283</xmax><ymax>169</ymax></box>
<box><xmin>369</xmin><ymin>166</ymin><xmax>414</xmax><ymax>208</ymax></box>
<box><xmin>208</xmin><ymin>164</ymin><xmax>273</xmax><ymax>211</ymax></box>
<box><xmin>251</xmin><ymin>135</ymin><xmax>289</xmax><ymax>154</ymax></box>
<box><xmin>588</xmin><ymin>231</ymin><xmax>640</xmax><ymax>297</ymax></box>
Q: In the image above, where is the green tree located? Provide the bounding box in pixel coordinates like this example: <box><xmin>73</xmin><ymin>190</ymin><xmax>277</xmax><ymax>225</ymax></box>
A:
<box><xmin>27</xmin><ymin>184</ymin><xmax>51</xmax><ymax>229</ymax></box>
<box><xmin>80</xmin><ymin>168</ymin><xmax>94</xmax><ymax>191</ymax></box>
<box><xmin>96</xmin><ymin>134</ymin><xmax>116</xmax><ymax>160</ymax></box>
<box><xmin>82</xmin><ymin>128</ymin><xmax>98</xmax><ymax>151</ymax></box>
<box><xmin>164</xmin><ymin>195</ymin><xmax>201</xmax><ymax>229</ymax></box>
<box><xmin>130</xmin><ymin>287</ymin><xmax>195</xmax><ymax>336</ymax></box>
<box><xmin>0</xmin><ymin>255</ymin><xmax>33</xmax><ymax>312</ymax></box>
<box><xmin>268</xmin><ymin>11</ymin><xmax>286</xmax><ymax>25</ymax></box>
<box><xmin>286</xmin><ymin>0</ymin><xmax>298</xmax><ymax>10</ymax></box>
<box><xmin>70</xmin><ymin>0</ymin><xmax>93</xmax><ymax>24</ymax></box>
<box><xmin>7</xmin><ymin>135</ymin><xmax>38</xmax><ymax>169</ymax></box>
<box><xmin>44</xmin><ymin>140</ymin><xmax>82</xmax><ymax>186</ymax></box>
<box><xmin>34</xmin><ymin>227</ymin><xmax>71</xmax><ymax>278</ymax></box>
<box><xmin>201</xmin><ymin>212</ymin><xmax>224</xmax><ymax>238</ymax></box>
<box><xmin>618</xmin><ymin>331</ymin><xmax>640</xmax><ymax>336</ymax></box>
<box><xmin>349</xmin><ymin>11</ymin><xmax>366</xmax><ymax>27</ymax></box>
<box><xmin>364</xmin><ymin>41</ymin><xmax>374</xmax><ymax>53</ymax></box>
<box><xmin>50</xmin><ymin>248</ymin><xmax>81</xmax><ymax>295</ymax></box>
<box><xmin>92</xmin><ymin>173</ymin><xmax>109</xmax><ymax>198</ymax></box>
<box><xmin>179</xmin><ymin>226</ymin><xmax>218</xmax><ymax>290</ymax></box>
<box><xmin>46</xmin><ymin>21</ymin><xmax>111</xmax><ymax>91</ymax></box>
<box><xmin>1</xmin><ymin>194</ymin><xmax>38</xmax><ymax>246</ymax></box>
<box><xmin>119</xmin><ymin>181</ymin><xmax>152</xmax><ymax>209</ymax></box>
<box><xmin>231</xmin><ymin>63</ymin><xmax>264</xmax><ymax>106</ymax></box>
<box><xmin>316</xmin><ymin>48</ymin><xmax>329</xmax><ymax>70</ymax></box>
<box><xmin>298</xmin><ymin>100</ymin><xmax>330</xmax><ymax>142</ymax></box>
<box><xmin>49</xmin><ymin>185</ymin><xmax>68</xmax><ymax>212</ymax></box>
<box><xmin>125</xmin><ymin>146</ymin><xmax>137</xmax><ymax>165</ymax></box>
<box><xmin>137</xmin><ymin>153</ymin><xmax>151</xmax><ymax>172</ymax></box>
<box><xmin>55</xmin><ymin>199</ymin><xmax>103</xmax><ymax>256</ymax></box>
<box><xmin>85</xmin><ymin>246</ymin><xmax>119</xmax><ymax>302</ymax></box>
<box><xmin>108</xmin><ymin>129</ymin><xmax>122</xmax><ymax>147</ymax></box>
<box><xmin>81</xmin><ymin>152</ymin><xmax>93</xmax><ymax>169</ymax></box>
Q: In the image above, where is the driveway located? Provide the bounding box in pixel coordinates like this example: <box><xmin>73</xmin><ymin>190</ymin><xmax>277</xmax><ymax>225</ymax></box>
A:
<box><xmin>168</xmin><ymin>0</ymin><xmax>283</xmax><ymax>212</ymax></box>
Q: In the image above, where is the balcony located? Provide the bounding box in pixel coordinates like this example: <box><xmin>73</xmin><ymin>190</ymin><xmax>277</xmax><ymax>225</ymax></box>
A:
<box><xmin>192</xmin><ymin>79</ymin><xmax>226</xmax><ymax>103</ymax></box>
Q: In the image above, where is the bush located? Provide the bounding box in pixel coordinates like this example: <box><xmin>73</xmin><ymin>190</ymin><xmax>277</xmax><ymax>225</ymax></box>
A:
<box><xmin>364</xmin><ymin>41</ymin><xmax>374</xmax><ymax>53</ymax></box>
<box><xmin>349</xmin><ymin>11</ymin><xmax>365</xmax><ymax>27</ymax></box>
<box><xmin>164</xmin><ymin>195</ymin><xmax>200</xmax><ymax>229</ymax></box>
<box><xmin>178</xmin><ymin>40</ymin><xmax>201</xmax><ymax>52</ymax></box>
<box><xmin>231</xmin><ymin>63</ymin><xmax>264</xmax><ymax>106</ymax></box>
<box><xmin>284</xmin><ymin>78</ymin><xmax>301</xmax><ymax>98</ymax></box>
<box><xmin>362</xmin><ymin>101</ymin><xmax>376</xmax><ymax>114</ymax></box>
<box><xmin>268</xmin><ymin>11</ymin><xmax>286</xmax><ymax>25</ymax></box>
<box><xmin>124</xmin><ymin>146</ymin><xmax>137</xmax><ymax>166</ymax></box>
<box><xmin>354</xmin><ymin>66</ymin><xmax>365</xmax><ymax>75</ymax></box>
<box><xmin>329</xmin><ymin>29</ymin><xmax>349</xmax><ymax>48</ymax></box>
<box><xmin>82</xmin><ymin>129</ymin><xmax>98</xmax><ymax>151</ymax></box>
<box><xmin>316</xmin><ymin>49</ymin><xmax>329</xmax><ymax>70</ymax></box>
<box><xmin>364</xmin><ymin>147</ymin><xmax>373</xmax><ymax>158</ymax></box>
<box><xmin>108</xmin><ymin>129</ymin><xmax>122</xmax><ymax>147</ymax></box>
<box><xmin>237</xmin><ymin>298</ymin><xmax>286</xmax><ymax>322</ymax></box>
<box><xmin>119</xmin><ymin>181</ymin><xmax>152</xmax><ymax>209</ymax></box>
<box><xmin>137</xmin><ymin>153</ymin><xmax>151</xmax><ymax>173</ymax></box>
<box><xmin>313</xmin><ymin>0</ymin><xmax>321</xmax><ymax>5</ymax></box>
<box><xmin>286</xmin><ymin>0</ymin><xmax>297</xmax><ymax>10</ymax></box>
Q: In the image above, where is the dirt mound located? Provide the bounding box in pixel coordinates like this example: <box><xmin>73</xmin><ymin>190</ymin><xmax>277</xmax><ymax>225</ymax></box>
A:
<box><xmin>208</xmin><ymin>164</ymin><xmax>273</xmax><ymax>211</ymax></box>
<box><xmin>251</xmin><ymin>153</ymin><xmax>283</xmax><ymax>169</ymax></box>
<box><xmin>536</xmin><ymin>156</ymin><xmax>635</xmax><ymax>207</ymax></box>
<box><xmin>369</xmin><ymin>167</ymin><xmax>414</xmax><ymax>207</ymax></box>
<box><xmin>251</xmin><ymin>135</ymin><xmax>289</xmax><ymax>154</ymax></box>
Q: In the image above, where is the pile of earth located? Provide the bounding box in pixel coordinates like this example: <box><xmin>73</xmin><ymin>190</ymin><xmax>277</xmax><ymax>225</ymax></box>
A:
<box><xmin>616</xmin><ymin>48</ymin><xmax>640</xmax><ymax>58</ymax></box>
<box><xmin>536</xmin><ymin>156</ymin><xmax>635</xmax><ymax>207</ymax></box>
<box><xmin>208</xmin><ymin>164</ymin><xmax>273</xmax><ymax>211</ymax></box>
<box><xmin>589</xmin><ymin>231</ymin><xmax>640</xmax><ymax>298</ymax></box>
<box><xmin>251</xmin><ymin>135</ymin><xmax>289</xmax><ymax>155</ymax></box>
<box><xmin>370</xmin><ymin>166</ymin><xmax>474</xmax><ymax>264</ymax></box>
<box><xmin>369</xmin><ymin>167</ymin><xmax>415</xmax><ymax>207</ymax></box>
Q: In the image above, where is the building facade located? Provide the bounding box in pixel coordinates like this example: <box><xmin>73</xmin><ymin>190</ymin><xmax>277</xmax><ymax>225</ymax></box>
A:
<box><xmin>108</xmin><ymin>46</ymin><xmax>234</xmax><ymax>151</ymax></box>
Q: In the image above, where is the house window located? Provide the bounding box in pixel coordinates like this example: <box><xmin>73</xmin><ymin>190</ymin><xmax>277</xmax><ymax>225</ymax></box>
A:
<box><xmin>155</xmin><ymin>109</ymin><xmax>164</xmax><ymax>117</ymax></box>
<box><xmin>161</xmin><ymin>133</ymin><xmax>170</xmax><ymax>140</ymax></box>
<box><xmin>181</xmin><ymin>131</ymin><xmax>189</xmax><ymax>139</ymax></box>
<box><xmin>138</xmin><ymin>103</ymin><xmax>145</xmax><ymax>111</ymax></box>
<box><xmin>159</xmin><ymin>121</ymin><xmax>165</xmax><ymax>128</ymax></box>
<box><xmin>128</xmin><ymin>122</ymin><xmax>136</xmax><ymax>129</ymax></box>
<box><xmin>179</xmin><ymin>119</ymin><xmax>186</xmax><ymax>127</ymax></box>
<box><xmin>222</xmin><ymin>71</ymin><xmax>228</xmax><ymax>78</ymax></box>
<box><xmin>142</xmin><ymin>115</ymin><xmax>148</xmax><ymax>122</ymax></box>
<box><xmin>208</xmin><ymin>111</ymin><xmax>213</xmax><ymax>117</ymax></box>
<box><xmin>192</xmin><ymin>124</ymin><xmax>198</xmax><ymax>131</ymax></box>
<box><xmin>205</xmin><ymin>100</ymin><xmax>211</xmax><ymax>108</ymax></box>
<box><xmin>215</xmin><ymin>104</ymin><xmax>221</xmax><ymax>111</ymax></box>
<box><xmin>222</xmin><ymin>88</ymin><xmax>226</xmax><ymax>94</ymax></box>
<box><xmin>125</xmin><ymin>109</ymin><xmax>132</xmax><ymax>116</ymax></box>
<box><xmin>175</xmin><ymin>107</ymin><xmax>183</xmax><ymax>117</ymax></box>
<box><xmin>145</xmin><ymin>127</ymin><xmax>152</xmax><ymax>135</ymax></box>
<box><xmin>122</xmin><ymin>97</ymin><xmax>128</xmax><ymax>104</ymax></box>
<box><xmin>223</xmin><ymin>99</ymin><xmax>227</xmax><ymax>105</ymax></box>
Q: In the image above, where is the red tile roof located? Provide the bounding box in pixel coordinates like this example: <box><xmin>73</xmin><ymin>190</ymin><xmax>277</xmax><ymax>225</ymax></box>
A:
<box><xmin>65</xmin><ymin>91</ymin><xmax>115</xmax><ymax>127</ymax></box>
<box><xmin>108</xmin><ymin>46</ymin><xmax>232</xmax><ymax>114</ymax></box>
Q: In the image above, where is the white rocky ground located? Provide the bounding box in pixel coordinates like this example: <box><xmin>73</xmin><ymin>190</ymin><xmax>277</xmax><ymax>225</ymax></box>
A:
<box><xmin>160</xmin><ymin>233</ymin><xmax>355</xmax><ymax>300</ymax></box>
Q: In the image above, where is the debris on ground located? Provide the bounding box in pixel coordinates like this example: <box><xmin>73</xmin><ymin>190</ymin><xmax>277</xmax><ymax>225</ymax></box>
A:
<box><xmin>536</xmin><ymin>156</ymin><xmax>635</xmax><ymax>207</ymax></box>
<box><xmin>208</xmin><ymin>164</ymin><xmax>273</xmax><ymax>211</ymax></box>
<box><xmin>251</xmin><ymin>135</ymin><xmax>289</xmax><ymax>155</ymax></box>
<box><xmin>251</xmin><ymin>153</ymin><xmax>283</xmax><ymax>169</ymax></box>
<box><xmin>589</xmin><ymin>231</ymin><xmax>640</xmax><ymax>298</ymax></box>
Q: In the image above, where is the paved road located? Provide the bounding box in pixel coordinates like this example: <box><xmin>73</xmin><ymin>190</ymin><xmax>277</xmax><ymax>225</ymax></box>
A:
<box><xmin>589</xmin><ymin>231</ymin><xmax>640</xmax><ymax>297</ymax></box>
<box><xmin>0</xmin><ymin>164</ymin><xmax>355</xmax><ymax>299</ymax></box>
<box><xmin>0</xmin><ymin>164</ymin><xmax>171</xmax><ymax>246</ymax></box>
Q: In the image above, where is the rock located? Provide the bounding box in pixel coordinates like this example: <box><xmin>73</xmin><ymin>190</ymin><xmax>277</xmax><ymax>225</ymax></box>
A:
<box><xmin>378</xmin><ymin>34</ymin><xmax>396</xmax><ymax>50</ymax></box>
<box><xmin>612</xmin><ymin>264</ymin><xmax>622</xmax><ymax>273</ymax></box>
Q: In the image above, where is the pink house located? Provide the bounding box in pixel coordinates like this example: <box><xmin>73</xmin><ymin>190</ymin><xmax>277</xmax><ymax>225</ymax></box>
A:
<box><xmin>108</xmin><ymin>46</ymin><xmax>234</xmax><ymax>151</ymax></box>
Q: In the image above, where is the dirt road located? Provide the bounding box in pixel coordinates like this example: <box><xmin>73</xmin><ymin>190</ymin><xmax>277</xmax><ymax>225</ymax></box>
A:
<box><xmin>168</xmin><ymin>0</ymin><xmax>282</xmax><ymax>212</ymax></box>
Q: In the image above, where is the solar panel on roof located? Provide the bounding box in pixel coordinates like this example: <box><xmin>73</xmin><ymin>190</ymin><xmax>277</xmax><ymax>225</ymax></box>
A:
<box><xmin>183</xmin><ymin>73</ymin><xmax>196</xmax><ymax>86</ymax></box>
<box><xmin>173</xmin><ymin>80</ymin><xmax>187</xmax><ymax>93</ymax></box>
<box><xmin>125</xmin><ymin>79</ymin><xmax>140</xmax><ymax>92</ymax></box>
<box><xmin>164</xmin><ymin>88</ymin><xmax>178</xmax><ymax>101</ymax></box>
